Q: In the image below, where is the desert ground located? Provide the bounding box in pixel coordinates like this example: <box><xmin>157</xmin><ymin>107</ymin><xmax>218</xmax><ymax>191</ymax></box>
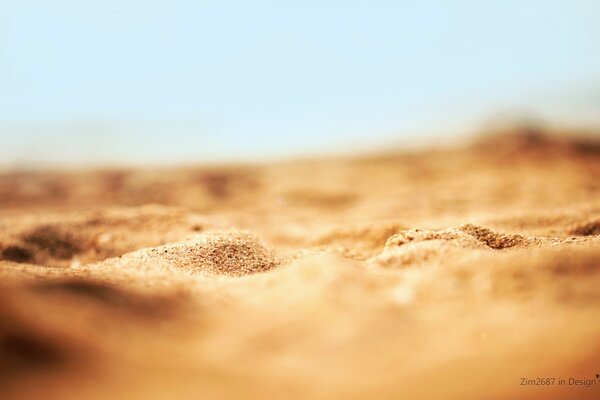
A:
<box><xmin>1</xmin><ymin>127</ymin><xmax>600</xmax><ymax>399</ymax></box>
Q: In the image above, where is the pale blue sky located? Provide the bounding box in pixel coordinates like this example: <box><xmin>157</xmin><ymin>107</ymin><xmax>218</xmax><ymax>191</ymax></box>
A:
<box><xmin>1</xmin><ymin>0</ymin><xmax>599</xmax><ymax>165</ymax></box>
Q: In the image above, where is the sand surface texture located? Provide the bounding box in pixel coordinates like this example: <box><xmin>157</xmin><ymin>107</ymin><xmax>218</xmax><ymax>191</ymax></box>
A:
<box><xmin>1</xmin><ymin>130</ymin><xmax>600</xmax><ymax>399</ymax></box>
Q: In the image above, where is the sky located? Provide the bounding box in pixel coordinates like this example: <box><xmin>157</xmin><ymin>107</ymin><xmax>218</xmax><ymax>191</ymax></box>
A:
<box><xmin>1</xmin><ymin>0</ymin><xmax>599</xmax><ymax>166</ymax></box>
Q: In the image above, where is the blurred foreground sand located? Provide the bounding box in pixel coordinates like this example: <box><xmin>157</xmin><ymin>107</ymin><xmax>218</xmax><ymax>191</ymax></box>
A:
<box><xmin>1</xmin><ymin>129</ymin><xmax>600</xmax><ymax>399</ymax></box>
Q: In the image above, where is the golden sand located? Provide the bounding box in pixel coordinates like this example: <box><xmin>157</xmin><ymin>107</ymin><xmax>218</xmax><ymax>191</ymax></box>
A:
<box><xmin>1</xmin><ymin>129</ymin><xmax>600</xmax><ymax>399</ymax></box>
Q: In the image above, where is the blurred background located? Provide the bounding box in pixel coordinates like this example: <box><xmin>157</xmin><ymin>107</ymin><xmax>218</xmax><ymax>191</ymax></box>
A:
<box><xmin>1</xmin><ymin>0</ymin><xmax>599</xmax><ymax>167</ymax></box>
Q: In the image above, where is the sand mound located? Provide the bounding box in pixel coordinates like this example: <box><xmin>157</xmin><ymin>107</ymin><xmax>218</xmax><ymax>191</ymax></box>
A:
<box><xmin>121</xmin><ymin>230</ymin><xmax>280</xmax><ymax>277</ymax></box>
<box><xmin>371</xmin><ymin>226</ymin><xmax>485</xmax><ymax>268</ymax></box>
<box><xmin>372</xmin><ymin>224</ymin><xmax>571</xmax><ymax>268</ymax></box>
<box><xmin>383</xmin><ymin>224</ymin><xmax>555</xmax><ymax>250</ymax></box>
<box><xmin>457</xmin><ymin>223</ymin><xmax>533</xmax><ymax>249</ymax></box>
<box><xmin>384</xmin><ymin>227</ymin><xmax>487</xmax><ymax>249</ymax></box>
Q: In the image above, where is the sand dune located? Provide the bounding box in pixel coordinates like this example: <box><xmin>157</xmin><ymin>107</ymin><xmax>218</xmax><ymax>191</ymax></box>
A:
<box><xmin>1</xmin><ymin>129</ymin><xmax>600</xmax><ymax>399</ymax></box>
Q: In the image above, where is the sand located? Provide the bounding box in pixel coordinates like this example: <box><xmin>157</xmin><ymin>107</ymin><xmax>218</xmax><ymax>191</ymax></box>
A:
<box><xmin>1</xmin><ymin>128</ymin><xmax>600</xmax><ymax>399</ymax></box>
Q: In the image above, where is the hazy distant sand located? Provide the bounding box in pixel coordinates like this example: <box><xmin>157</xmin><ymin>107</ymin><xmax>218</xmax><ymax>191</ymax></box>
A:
<box><xmin>1</xmin><ymin>129</ymin><xmax>600</xmax><ymax>399</ymax></box>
